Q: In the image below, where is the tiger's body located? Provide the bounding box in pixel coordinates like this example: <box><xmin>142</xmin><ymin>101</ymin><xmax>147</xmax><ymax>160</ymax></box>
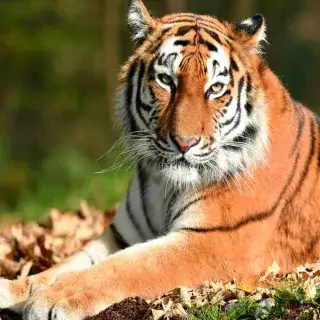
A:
<box><xmin>1</xmin><ymin>1</ymin><xmax>320</xmax><ymax>319</ymax></box>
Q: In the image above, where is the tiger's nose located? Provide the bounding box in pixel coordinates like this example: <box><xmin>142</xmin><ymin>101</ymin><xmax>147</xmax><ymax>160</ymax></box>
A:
<box><xmin>171</xmin><ymin>134</ymin><xmax>200</xmax><ymax>153</ymax></box>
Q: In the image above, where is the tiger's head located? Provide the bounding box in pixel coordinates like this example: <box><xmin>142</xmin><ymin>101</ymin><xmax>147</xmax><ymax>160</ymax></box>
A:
<box><xmin>118</xmin><ymin>0</ymin><xmax>269</xmax><ymax>188</ymax></box>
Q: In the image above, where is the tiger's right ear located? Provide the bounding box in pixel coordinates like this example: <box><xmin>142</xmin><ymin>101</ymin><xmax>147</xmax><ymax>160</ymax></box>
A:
<box><xmin>127</xmin><ymin>0</ymin><xmax>157</xmax><ymax>42</ymax></box>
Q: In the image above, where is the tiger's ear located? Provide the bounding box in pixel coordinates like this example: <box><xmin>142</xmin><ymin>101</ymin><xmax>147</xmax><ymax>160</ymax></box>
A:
<box><xmin>233</xmin><ymin>14</ymin><xmax>267</xmax><ymax>54</ymax></box>
<box><xmin>127</xmin><ymin>0</ymin><xmax>157</xmax><ymax>42</ymax></box>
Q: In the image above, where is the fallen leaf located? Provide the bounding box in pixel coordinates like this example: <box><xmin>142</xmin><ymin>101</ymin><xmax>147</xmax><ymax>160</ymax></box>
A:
<box><xmin>151</xmin><ymin>308</ymin><xmax>165</xmax><ymax>320</ymax></box>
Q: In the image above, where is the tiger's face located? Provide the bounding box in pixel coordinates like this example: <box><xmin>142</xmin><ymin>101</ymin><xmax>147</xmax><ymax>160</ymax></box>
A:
<box><xmin>118</xmin><ymin>0</ymin><xmax>269</xmax><ymax>188</ymax></box>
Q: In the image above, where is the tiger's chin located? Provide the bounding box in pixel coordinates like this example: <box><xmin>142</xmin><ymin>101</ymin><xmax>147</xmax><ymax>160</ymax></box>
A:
<box><xmin>153</xmin><ymin>158</ymin><xmax>226</xmax><ymax>189</ymax></box>
<box><xmin>158</xmin><ymin>164</ymin><xmax>202</xmax><ymax>189</ymax></box>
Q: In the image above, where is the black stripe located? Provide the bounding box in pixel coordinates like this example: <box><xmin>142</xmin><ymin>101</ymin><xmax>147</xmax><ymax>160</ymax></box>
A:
<box><xmin>167</xmin><ymin>18</ymin><xmax>196</xmax><ymax>24</ymax></box>
<box><xmin>154</xmin><ymin>139</ymin><xmax>174</xmax><ymax>153</ymax></box>
<box><xmin>137</xmin><ymin>163</ymin><xmax>157</xmax><ymax>236</ymax></box>
<box><xmin>234</xmin><ymin>125</ymin><xmax>258</xmax><ymax>143</ymax></box>
<box><xmin>169</xmin><ymin>195</ymin><xmax>205</xmax><ymax>229</ymax></box>
<box><xmin>222</xmin><ymin>105</ymin><xmax>239</xmax><ymax>126</ymax></box>
<box><xmin>149</xmin><ymin>85</ymin><xmax>156</xmax><ymax>105</ymax></box>
<box><xmin>287</xmin><ymin>115</ymin><xmax>316</xmax><ymax>201</ymax></box>
<box><xmin>223</xmin><ymin>77</ymin><xmax>244</xmax><ymax>135</ymax></box>
<box><xmin>125</xmin><ymin>59</ymin><xmax>139</xmax><ymax>132</ymax></box>
<box><xmin>225</xmin><ymin>109</ymin><xmax>241</xmax><ymax>130</ymax></box>
<box><xmin>199</xmin><ymin>21</ymin><xmax>224</xmax><ymax>33</ymax></box>
<box><xmin>229</xmin><ymin>69</ymin><xmax>234</xmax><ymax>87</ymax></box>
<box><xmin>307</xmin><ymin>235</ymin><xmax>320</xmax><ymax>254</ymax></box>
<box><xmin>230</xmin><ymin>57</ymin><xmax>239</xmax><ymax>72</ymax></box>
<box><xmin>125</xmin><ymin>192</ymin><xmax>146</xmax><ymax>240</ymax></box>
<box><xmin>174</xmin><ymin>40</ymin><xmax>191</xmax><ymax>47</ymax></box>
<box><xmin>224</xmin><ymin>97</ymin><xmax>233</xmax><ymax>109</ymax></box>
<box><xmin>258</xmin><ymin>60</ymin><xmax>268</xmax><ymax>74</ymax></box>
<box><xmin>147</xmin><ymin>57</ymin><xmax>156</xmax><ymax>76</ymax></box>
<box><xmin>194</xmin><ymin>149</ymin><xmax>216</xmax><ymax>158</ymax></box>
<box><xmin>157</xmin><ymin>52</ymin><xmax>178</xmax><ymax>69</ymax></box>
<box><xmin>198</xmin><ymin>34</ymin><xmax>219</xmax><ymax>54</ymax></box>
<box><xmin>110</xmin><ymin>224</ymin><xmax>130</xmax><ymax>248</ymax></box>
<box><xmin>221</xmin><ymin>145</ymin><xmax>240</xmax><ymax>152</ymax></box>
<box><xmin>141</xmin><ymin>103</ymin><xmax>152</xmax><ymax>112</ymax></box>
<box><xmin>136</xmin><ymin>62</ymin><xmax>151</xmax><ymax>126</ymax></box>
<box><xmin>169</xmin><ymin>81</ymin><xmax>177</xmax><ymax>104</ymax></box>
<box><xmin>218</xmin><ymin>67</ymin><xmax>228</xmax><ymax>76</ymax></box>
<box><xmin>165</xmin><ymin>190</ymin><xmax>180</xmax><ymax>230</ymax></box>
<box><xmin>245</xmin><ymin>103</ymin><xmax>253</xmax><ymax>116</ymax></box>
<box><xmin>212</xmin><ymin>60</ymin><xmax>219</xmax><ymax>69</ymax></box>
<box><xmin>222</xmin><ymin>125</ymin><xmax>258</xmax><ymax>151</ymax></box>
<box><xmin>202</xmin><ymin>28</ymin><xmax>222</xmax><ymax>44</ymax></box>
<box><xmin>166</xmin><ymin>14</ymin><xmax>196</xmax><ymax>23</ymax></box>
<box><xmin>197</xmin><ymin>33</ymin><xmax>206</xmax><ymax>45</ymax></box>
<box><xmin>181</xmin><ymin>152</ymin><xmax>300</xmax><ymax>233</ymax></box>
<box><xmin>176</xmin><ymin>25</ymin><xmax>195</xmax><ymax>37</ymax></box>
<box><xmin>221</xmin><ymin>106</ymin><xmax>239</xmax><ymax>127</ymax></box>
<box><xmin>158</xmin><ymin>53</ymin><xmax>165</xmax><ymax>66</ymax></box>
<box><xmin>167</xmin><ymin>13</ymin><xmax>196</xmax><ymax>19</ymax></box>
<box><xmin>201</xmin><ymin>25</ymin><xmax>234</xmax><ymax>43</ymax></box>
<box><xmin>163</xmin><ymin>53</ymin><xmax>178</xmax><ymax>68</ymax></box>
<box><xmin>246</xmin><ymin>74</ymin><xmax>252</xmax><ymax>94</ymax></box>
<box><xmin>291</xmin><ymin>102</ymin><xmax>305</xmax><ymax>156</ymax></box>
<box><xmin>48</xmin><ymin>307</ymin><xmax>54</xmax><ymax>320</ymax></box>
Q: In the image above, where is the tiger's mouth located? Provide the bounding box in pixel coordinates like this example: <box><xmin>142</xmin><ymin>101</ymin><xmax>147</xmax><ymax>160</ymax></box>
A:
<box><xmin>156</xmin><ymin>153</ymin><xmax>210</xmax><ymax>169</ymax></box>
<box><xmin>175</xmin><ymin>157</ymin><xmax>192</xmax><ymax>166</ymax></box>
<box><xmin>132</xmin><ymin>129</ymin><xmax>266</xmax><ymax>187</ymax></box>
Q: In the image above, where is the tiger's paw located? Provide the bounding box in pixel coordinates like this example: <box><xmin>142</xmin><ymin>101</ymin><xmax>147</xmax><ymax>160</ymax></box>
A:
<box><xmin>23</xmin><ymin>293</ymin><xmax>97</xmax><ymax>320</ymax></box>
<box><xmin>0</xmin><ymin>278</ymin><xmax>11</xmax><ymax>309</ymax></box>
<box><xmin>21</xmin><ymin>271</ymin><xmax>110</xmax><ymax>320</ymax></box>
<box><xmin>0</xmin><ymin>272</ymin><xmax>65</xmax><ymax>314</ymax></box>
<box><xmin>0</xmin><ymin>277</ymin><xmax>30</xmax><ymax>312</ymax></box>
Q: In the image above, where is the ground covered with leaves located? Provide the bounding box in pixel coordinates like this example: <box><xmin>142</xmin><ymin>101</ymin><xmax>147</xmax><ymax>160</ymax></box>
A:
<box><xmin>1</xmin><ymin>205</ymin><xmax>320</xmax><ymax>320</ymax></box>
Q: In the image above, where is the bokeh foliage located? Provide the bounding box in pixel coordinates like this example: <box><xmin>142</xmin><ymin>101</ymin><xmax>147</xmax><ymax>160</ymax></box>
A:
<box><xmin>0</xmin><ymin>0</ymin><xmax>319</xmax><ymax>220</ymax></box>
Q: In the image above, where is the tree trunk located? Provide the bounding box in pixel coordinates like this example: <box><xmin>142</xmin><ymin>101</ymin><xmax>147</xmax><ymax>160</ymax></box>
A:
<box><xmin>217</xmin><ymin>0</ymin><xmax>255</xmax><ymax>22</ymax></box>
<box><xmin>230</xmin><ymin>0</ymin><xmax>256</xmax><ymax>21</ymax></box>
<box><xmin>98</xmin><ymin>0</ymin><xmax>122</xmax><ymax>142</ymax></box>
<box><xmin>165</xmin><ymin>0</ymin><xmax>187</xmax><ymax>13</ymax></box>
<box><xmin>99</xmin><ymin>0</ymin><xmax>121</xmax><ymax>110</ymax></box>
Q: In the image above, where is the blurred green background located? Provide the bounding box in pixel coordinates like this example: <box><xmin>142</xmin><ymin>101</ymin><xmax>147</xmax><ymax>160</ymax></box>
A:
<box><xmin>0</xmin><ymin>0</ymin><xmax>319</xmax><ymax>221</ymax></box>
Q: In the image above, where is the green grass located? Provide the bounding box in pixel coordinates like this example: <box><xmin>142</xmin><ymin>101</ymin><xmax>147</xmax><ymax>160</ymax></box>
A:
<box><xmin>227</xmin><ymin>299</ymin><xmax>258</xmax><ymax>319</ymax></box>
<box><xmin>188</xmin><ymin>285</ymin><xmax>320</xmax><ymax>320</ymax></box>
<box><xmin>0</xmin><ymin>147</ymin><xmax>133</xmax><ymax>221</ymax></box>
<box><xmin>189</xmin><ymin>299</ymin><xmax>258</xmax><ymax>320</ymax></box>
<box><xmin>268</xmin><ymin>286</ymin><xmax>304</xmax><ymax>318</ymax></box>
<box><xmin>189</xmin><ymin>305</ymin><xmax>222</xmax><ymax>320</ymax></box>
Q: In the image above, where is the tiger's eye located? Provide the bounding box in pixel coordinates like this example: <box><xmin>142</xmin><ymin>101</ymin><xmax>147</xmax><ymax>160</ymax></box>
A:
<box><xmin>158</xmin><ymin>74</ymin><xmax>173</xmax><ymax>86</ymax></box>
<box><xmin>210</xmin><ymin>82</ymin><xmax>224</xmax><ymax>94</ymax></box>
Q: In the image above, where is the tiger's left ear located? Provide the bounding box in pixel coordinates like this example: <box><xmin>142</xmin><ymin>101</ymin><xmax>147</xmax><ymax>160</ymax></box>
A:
<box><xmin>233</xmin><ymin>14</ymin><xmax>267</xmax><ymax>54</ymax></box>
<box><xmin>127</xmin><ymin>0</ymin><xmax>157</xmax><ymax>42</ymax></box>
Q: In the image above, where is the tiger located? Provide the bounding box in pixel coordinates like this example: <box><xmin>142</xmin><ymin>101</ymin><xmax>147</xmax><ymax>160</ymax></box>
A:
<box><xmin>1</xmin><ymin>0</ymin><xmax>320</xmax><ymax>319</ymax></box>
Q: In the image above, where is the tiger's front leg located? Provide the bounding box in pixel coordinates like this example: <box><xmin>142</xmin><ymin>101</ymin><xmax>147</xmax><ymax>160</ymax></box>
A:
<box><xmin>15</xmin><ymin>229</ymin><xmax>266</xmax><ymax>320</ymax></box>
<box><xmin>0</xmin><ymin>228</ymin><xmax>120</xmax><ymax>313</ymax></box>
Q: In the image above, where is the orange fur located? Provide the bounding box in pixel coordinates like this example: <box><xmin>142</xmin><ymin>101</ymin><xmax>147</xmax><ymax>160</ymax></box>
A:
<box><xmin>1</xmin><ymin>4</ymin><xmax>319</xmax><ymax>319</ymax></box>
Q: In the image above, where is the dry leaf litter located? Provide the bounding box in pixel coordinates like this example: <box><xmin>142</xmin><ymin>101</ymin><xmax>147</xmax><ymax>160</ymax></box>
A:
<box><xmin>1</xmin><ymin>204</ymin><xmax>320</xmax><ymax>319</ymax></box>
